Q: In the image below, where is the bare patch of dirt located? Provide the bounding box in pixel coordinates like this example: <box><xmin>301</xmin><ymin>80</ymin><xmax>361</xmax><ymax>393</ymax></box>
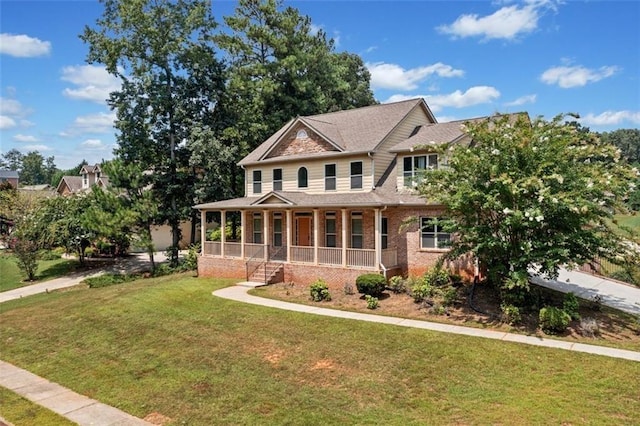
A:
<box><xmin>144</xmin><ymin>412</ymin><xmax>172</xmax><ymax>425</ymax></box>
<box><xmin>256</xmin><ymin>281</ymin><xmax>640</xmax><ymax>351</ymax></box>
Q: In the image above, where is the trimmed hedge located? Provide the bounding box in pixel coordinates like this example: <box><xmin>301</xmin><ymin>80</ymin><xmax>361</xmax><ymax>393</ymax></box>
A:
<box><xmin>356</xmin><ymin>273</ymin><xmax>386</xmax><ymax>297</ymax></box>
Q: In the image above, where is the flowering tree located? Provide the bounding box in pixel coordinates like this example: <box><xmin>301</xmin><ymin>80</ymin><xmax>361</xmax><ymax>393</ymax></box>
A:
<box><xmin>419</xmin><ymin>114</ymin><xmax>638</xmax><ymax>296</ymax></box>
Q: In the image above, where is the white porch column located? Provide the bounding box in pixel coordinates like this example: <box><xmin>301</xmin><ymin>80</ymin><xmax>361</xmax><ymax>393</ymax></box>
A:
<box><xmin>374</xmin><ymin>208</ymin><xmax>381</xmax><ymax>271</ymax></box>
<box><xmin>286</xmin><ymin>209</ymin><xmax>292</xmax><ymax>262</ymax></box>
<box><xmin>313</xmin><ymin>209</ymin><xmax>319</xmax><ymax>265</ymax></box>
<box><xmin>200</xmin><ymin>210</ymin><xmax>206</xmax><ymax>256</ymax></box>
<box><xmin>341</xmin><ymin>208</ymin><xmax>347</xmax><ymax>267</ymax></box>
<box><xmin>220</xmin><ymin>210</ymin><xmax>226</xmax><ymax>258</ymax></box>
<box><xmin>263</xmin><ymin>209</ymin><xmax>269</xmax><ymax>261</ymax></box>
<box><xmin>240</xmin><ymin>210</ymin><xmax>246</xmax><ymax>259</ymax></box>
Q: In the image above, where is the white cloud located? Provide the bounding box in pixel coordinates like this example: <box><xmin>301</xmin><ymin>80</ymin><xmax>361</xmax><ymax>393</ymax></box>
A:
<box><xmin>504</xmin><ymin>94</ymin><xmax>537</xmax><ymax>106</ymax></box>
<box><xmin>367</xmin><ymin>62</ymin><xmax>464</xmax><ymax>90</ymax></box>
<box><xmin>64</xmin><ymin>111</ymin><xmax>116</xmax><ymax>136</ymax></box>
<box><xmin>437</xmin><ymin>1</ymin><xmax>557</xmax><ymax>41</ymax></box>
<box><xmin>364</xmin><ymin>46</ymin><xmax>377</xmax><ymax>53</ymax></box>
<box><xmin>0</xmin><ymin>33</ymin><xmax>51</xmax><ymax>57</ymax></box>
<box><xmin>428</xmin><ymin>86</ymin><xmax>501</xmax><ymax>112</ymax></box>
<box><xmin>23</xmin><ymin>144</ymin><xmax>52</xmax><ymax>152</ymax></box>
<box><xmin>0</xmin><ymin>115</ymin><xmax>17</xmax><ymax>129</ymax></box>
<box><xmin>385</xmin><ymin>86</ymin><xmax>500</xmax><ymax>112</ymax></box>
<box><xmin>333</xmin><ymin>30</ymin><xmax>341</xmax><ymax>48</ymax></box>
<box><xmin>580</xmin><ymin>111</ymin><xmax>640</xmax><ymax>126</ymax></box>
<box><xmin>0</xmin><ymin>97</ymin><xmax>26</xmax><ymax>116</ymax></box>
<box><xmin>310</xmin><ymin>24</ymin><xmax>322</xmax><ymax>36</ymax></box>
<box><xmin>435</xmin><ymin>116</ymin><xmax>459</xmax><ymax>123</ymax></box>
<box><xmin>13</xmin><ymin>134</ymin><xmax>39</xmax><ymax>142</ymax></box>
<box><xmin>540</xmin><ymin>65</ymin><xmax>618</xmax><ymax>88</ymax></box>
<box><xmin>61</xmin><ymin>64</ymin><xmax>122</xmax><ymax>104</ymax></box>
<box><xmin>81</xmin><ymin>139</ymin><xmax>107</xmax><ymax>150</ymax></box>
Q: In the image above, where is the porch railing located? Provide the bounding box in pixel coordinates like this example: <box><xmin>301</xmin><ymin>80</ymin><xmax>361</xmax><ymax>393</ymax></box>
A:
<box><xmin>347</xmin><ymin>248</ymin><xmax>376</xmax><ymax>268</ymax></box>
<box><xmin>318</xmin><ymin>247</ymin><xmax>342</xmax><ymax>265</ymax></box>
<box><xmin>291</xmin><ymin>245</ymin><xmax>314</xmax><ymax>263</ymax></box>
<box><xmin>204</xmin><ymin>240</ymin><xmax>395</xmax><ymax>271</ymax></box>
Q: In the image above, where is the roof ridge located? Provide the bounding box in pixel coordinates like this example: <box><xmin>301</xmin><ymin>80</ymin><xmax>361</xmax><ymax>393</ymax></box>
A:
<box><xmin>303</xmin><ymin>98</ymin><xmax>422</xmax><ymax>120</ymax></box>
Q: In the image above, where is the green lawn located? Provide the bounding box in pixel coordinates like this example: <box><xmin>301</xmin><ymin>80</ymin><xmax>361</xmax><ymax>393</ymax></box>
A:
<box><xmin>1</xmin><ymin>274</ymin><xmax>639</xmax><ymax>425</ymax></box>
<box><xmin>0</xmin><ymin>387</ymin><xmax>74</xmax><ymax>426</ymax></box>
<box><xmin>614</xmin><ymin>213</ymin><xmax>640</xmax><ymax>237</ymax></box>
<box><xmin>0</xmin><ymin>252</ymin><xmax>80</xmax><ymax>292</ymax></box>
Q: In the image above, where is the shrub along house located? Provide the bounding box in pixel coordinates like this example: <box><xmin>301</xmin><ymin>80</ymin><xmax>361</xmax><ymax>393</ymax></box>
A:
<box><xmin>195</xmin><ymin>98</ymin><xmax>480</xmax><ymax>286</ymax></box>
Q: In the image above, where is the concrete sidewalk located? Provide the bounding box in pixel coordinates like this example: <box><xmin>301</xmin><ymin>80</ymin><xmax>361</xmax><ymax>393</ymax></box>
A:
<box><xmin>530</xmin><ymin>268</ymin><xmax>640</xmax><ymax>316</ymax></box>
<box><xmin>0</xmin><ymin>252</ymin><xmax>166</xmax><ymax>304</ymax></box>
<box><xmin>0</xmin><ymin>361</ymin><xmax>151</xmax><ymax>425</ymax></box>
<box><xmin>214</xmin><ymin>283</ymin><xmax>640</xmax><ymax>363</ymax></box>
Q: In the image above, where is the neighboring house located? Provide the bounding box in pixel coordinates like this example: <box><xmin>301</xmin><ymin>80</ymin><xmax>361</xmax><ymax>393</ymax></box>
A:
<box><xmin>195</xmin><ymin>98</ymin><xmax>496</xmax><ymax>285</ymax></box>
<box><xmin>56</xmin><ymin>164</ymin><xmax>106</xmax><ymax>196</ymax></box>
<box><xmin>0</xmin><ymin>170</ymin><xmax>19</xmax><ymax>188</ymax></box>
<box><xmin>55</xmin><ymin>163</ymin><xmax>198</xmax><ymax>250</ymax></box>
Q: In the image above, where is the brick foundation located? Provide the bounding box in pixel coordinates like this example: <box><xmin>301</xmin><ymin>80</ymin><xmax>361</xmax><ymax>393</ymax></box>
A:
<box><xmin>198</xmin><ymin>256</ymin><xmax>246</xmax><ymax>280</ymax></box>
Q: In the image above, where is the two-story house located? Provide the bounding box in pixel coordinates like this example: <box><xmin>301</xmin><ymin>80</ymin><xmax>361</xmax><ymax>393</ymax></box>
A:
<box><xmin>195</xmin><ymin>98</ymin><xmax>482</xmax><ymax>285</ymax></box>
<box><xmin>56</xmin><ymin>164</ymin><xmax>110</xmax><ymax>196</ymax></box>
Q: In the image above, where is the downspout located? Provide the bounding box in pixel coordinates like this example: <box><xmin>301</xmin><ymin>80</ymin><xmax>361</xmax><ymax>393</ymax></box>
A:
<box><xmin>368</xmin><ymin>152</ymin><xmax>375</xmax><ymax>189</ymax></box>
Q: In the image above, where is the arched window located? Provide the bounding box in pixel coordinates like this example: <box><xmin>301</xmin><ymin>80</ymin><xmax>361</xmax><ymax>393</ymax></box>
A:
<box><xmin>298</xmin><ymin>167</ymin><xmax>308</xmax><ymax>188</ymax></box>
<box><xmin>296</xmin><ymin>129</ymin><xmax>308</xmax><ymax>139</ymax></box>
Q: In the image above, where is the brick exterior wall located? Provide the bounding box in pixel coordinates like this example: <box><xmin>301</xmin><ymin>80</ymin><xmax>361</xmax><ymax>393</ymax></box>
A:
<box><xmin>198</xmin><ymin>206</ymin><xmax>476</xmax><ymax>285</ymax></box>
<box><xmin>198</xmin><ymin>256</ymin><xmax>247</xmax><ymax>280</ymax></box>
<box><xmin>269</xmin><ymin>124</ymin><xmax>337</xmax><ymax>158</ymax></box>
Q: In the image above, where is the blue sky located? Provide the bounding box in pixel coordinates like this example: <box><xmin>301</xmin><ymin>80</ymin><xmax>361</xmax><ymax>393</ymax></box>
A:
<box><xmin>1</xmin><ymin>0</ymin><xmax>639</xmax><ymax>169</ymax></box>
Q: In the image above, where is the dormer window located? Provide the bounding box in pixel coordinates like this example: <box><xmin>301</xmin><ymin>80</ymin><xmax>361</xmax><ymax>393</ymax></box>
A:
<box><xmin>296</xmin><ymin>129</ymin><xmax>308</xmax><ymax>139</ymax></box>
<box><xmin>403</xmin><ymin>154</ymin><xmax>438</xmax><ymax>187</ymax></box>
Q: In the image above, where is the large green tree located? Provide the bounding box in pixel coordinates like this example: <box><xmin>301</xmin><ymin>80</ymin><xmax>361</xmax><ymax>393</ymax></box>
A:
<box><xmin>419</xmin><ymin>114</ymin><xmax>639</xmax><ymax>299</ymax></box>
<box><xmin>82</xmin><ymin>0</ymin><xmax>223</xmax><ymax>265</ymax></box>
<box><xmin>213</xmin><ymin>0</ymin><xmax>376</xmax><ymax>199</ymax></box>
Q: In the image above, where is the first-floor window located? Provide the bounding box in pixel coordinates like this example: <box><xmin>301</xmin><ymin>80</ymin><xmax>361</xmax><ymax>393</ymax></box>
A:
<box><xmin>325</xmin><ymin>212</ymin><xmax>337</xmax><ymax>247</ymax></box>
<box><xmin>253</xmin><ymin>213</ymin><xmax>262</xmax><ymax>244</ymax></box>
<box><xmin>351</xmin><ymin>212</ymin><xmax>363</xmax><ymax>248</ymax></box>
<box><xmin>381</xmin><ymin>217</ymin><xmax>388</xmax><ymax>249</ymax></box>
<box><xmin>273</xmin><ymin>213</ymin><xmax>282</xmax><ymax>246</ymax></box>
<box><xmin>420</xmin><ymin>217</ymin><xmax>450</xmax><ymax>249</ymax></box>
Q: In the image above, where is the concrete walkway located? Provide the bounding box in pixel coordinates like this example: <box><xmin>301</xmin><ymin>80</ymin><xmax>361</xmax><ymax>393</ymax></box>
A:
<box><xmin>0</xmin><ymin>361</ymin><xmax>151</xmax><ymax>425</ymax></box>
<box><xmin>0</xmin><ymin>252</ymin><xmax>167</xmax><ymax>304</ymax></box>
<box><xmin>213</xmin><ymin>282</ymin><xmax>640</xmax><ymax>363</ymax></box>
<box><xmin>0</xmin><ymin>252</ymin><xmax>167</xmax><ymax>425</ymax></box>
<box><xmin>531</xmin><ymin>268</ymin><xmax>640</xmax><ymax>316</ymax></box>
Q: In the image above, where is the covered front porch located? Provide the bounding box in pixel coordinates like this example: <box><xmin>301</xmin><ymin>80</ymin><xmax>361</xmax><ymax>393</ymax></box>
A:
<box><xmin>199</xmin><ymin>207</ymin><xmax>398</xmax><ymax>272</ymax></box>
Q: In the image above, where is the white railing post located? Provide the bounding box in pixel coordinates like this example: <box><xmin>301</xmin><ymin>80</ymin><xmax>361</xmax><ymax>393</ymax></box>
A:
<box><xmin>313</xmin><ymin>209</ymin><xmax>319</xmax><ymax>265</ymax></box>
<box><xmin>286</xmin><ymin>210</ymin><xmax>292</xmax><ymax>263</ymax></box>
<box><xmin>220</xmin><ymin>210</ymin><xmax>226</xmax><ymax>258</ymax></box>
<box><xmin>341</xmin><ymin>209</ymin><xmax>347</xmax><ymax>267</ymax></box>
<box><xmin>263</xmin><ymin>209</ymin><xmax>269</xmax><ymax>261</ymax></box>
<box><xmin>240</xmin><ymin>210</ymin><xmax>245</xmax><ymax>259</ymax></box>
<box><xmin>374</xmin><ymin>208</ymin><xmax>381</xmax><ymax>272</ymax></box>
<box><xmin>200</xmin><ymin>209</ymin><xmax>206</xmax><ymax>256</ymax></box>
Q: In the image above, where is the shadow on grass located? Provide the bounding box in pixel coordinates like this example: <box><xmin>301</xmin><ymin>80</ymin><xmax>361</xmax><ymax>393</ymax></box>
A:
<box><xmin>36</xmin><ymin>259</ymin><xmax>80</xmax><ymax>282</ymax></box>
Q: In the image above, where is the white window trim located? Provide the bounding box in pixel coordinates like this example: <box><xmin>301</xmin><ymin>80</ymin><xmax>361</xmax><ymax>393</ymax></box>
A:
<box><xmin>350</xmin><ymin>161</ymin><xmax>363</xmax><ymax>190</ymax></box>
<box><xmin>403</xmin><ymin>154</ymin><xmax>438</xmax><ymax>187</ymax></box>
<box><xmin>325</xmin><ymin>163</ymin><xmax>337</xmax><ymax>191</ymax></box>
<box><xmin>419</xmin><ymin>216</ymin><xmax>450</xmax><ymax>250</ymax></box>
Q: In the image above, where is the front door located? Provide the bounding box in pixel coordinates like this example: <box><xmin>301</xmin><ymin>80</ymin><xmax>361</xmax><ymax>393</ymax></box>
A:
<box><xmin>296</xmin><ymin>217</ymin><xmax>311</xmax><ymax>246</ymax></box>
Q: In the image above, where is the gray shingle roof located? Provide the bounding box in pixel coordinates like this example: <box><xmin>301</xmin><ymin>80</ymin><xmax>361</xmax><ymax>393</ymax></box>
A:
<box><xmin>239</xmin><ymin>98</ymin><xmax>435</xmax><ymax>166</ymax></box>
<box><xmin>0</xmin><ymin>170</ymin><xmax>19</xmax><ymax>179</ymax></box>
<box><xmin>56</xmin><ymin>176</ymin><xmax>83</xmax><ymax>193</ymax></box>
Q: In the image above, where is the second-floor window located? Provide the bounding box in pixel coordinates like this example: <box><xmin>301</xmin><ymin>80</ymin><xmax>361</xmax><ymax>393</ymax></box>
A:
<box><xmin>253</xmin><ymin>170</ymin><xmax>262</xmax><ymax>194</ymax></box>
<box><xmin>298</xmin><ymin>167</ymin><xmax>308</xmax><ymax>188</ymax></box>
<box><xmin>325</xmin><ymin>164</ymin><xmax>336</xmax><ymax>191</ymax></box>
<box><xmin>82</xmin><ymin>173</ymin><xmax>88</xmax><ymax>187</ymax></box>
<box><xmin>350</xmin><ymin>161</ymin><xmax>363</xmax><ymax>190</ymax></box>
<box><xmin>273</xmin><ymin>168</ymin><xmax>282</xmax><ymax>191</ymax></box>
<box><xmin>403</xmin><ymin>154</ymin><xmax>438</xmax><ymax>187</ymax></box>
